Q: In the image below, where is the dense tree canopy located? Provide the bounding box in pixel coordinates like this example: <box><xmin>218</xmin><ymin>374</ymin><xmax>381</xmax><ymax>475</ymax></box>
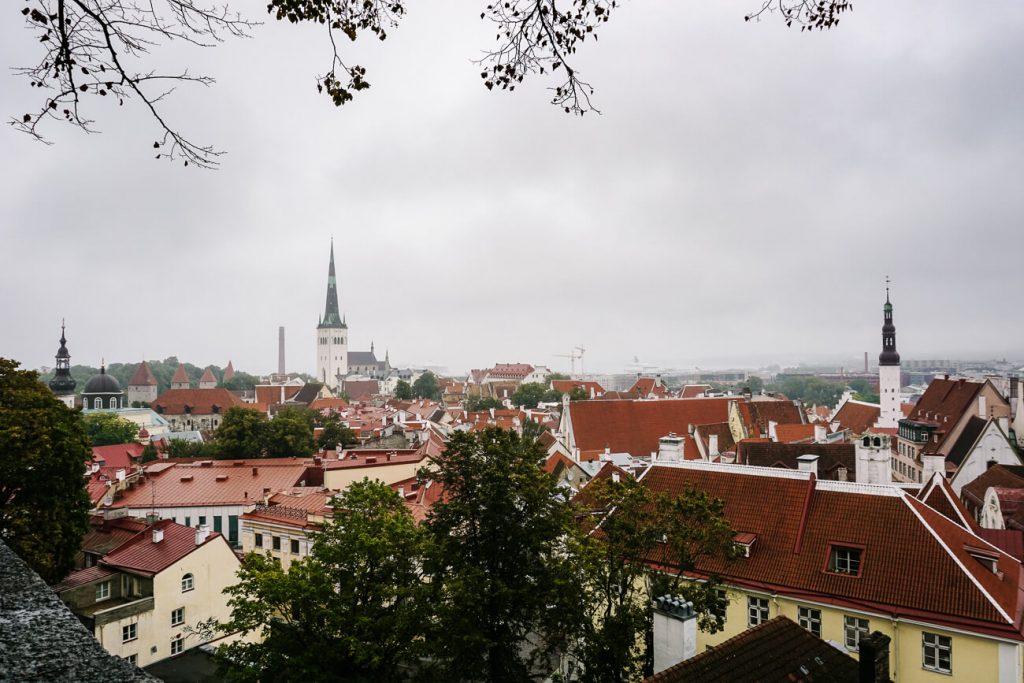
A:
<box><xmin>394</xmin><ymin>379</ymin><xmax>413</xmax><ymax>400</ymax></box>
<box><xmin>412</xmin><ymin>372</ymin><xmax>442</xmax><ymax>400</ymax></box>
<box><xmin>82</xmin><ymin>411</ymin><xmax>139</xmax><ymax>446</ymax></box>
<box><xmin>219</xmin><ymin>479</ymin><xmax>424</xmax><ymax>682</ymax></box>
<box><xmin>11</xmin><ymin>0</ymin><xmax>851</xmax><ymax>166</ymax></box>
<box><xmin>511</xmin><ymin>382</ymin><xmax>560</xmax><ymax>409</ymax></box>
<box><xmin>0</xmin><ymin>359</ymin><xmax>92</xmax><ymax>583</ymax></box>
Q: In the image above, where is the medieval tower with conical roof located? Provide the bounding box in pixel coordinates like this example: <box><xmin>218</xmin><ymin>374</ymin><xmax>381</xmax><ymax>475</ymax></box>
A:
<box><xmin>876</xmin><ymin>284</ymin><xmax>902</xmax><ymax>429</ymax></box>
<box><xmin>316</xmin><ymin>240</ymin><xmax>348</xmax><ymax>389</ymax></box>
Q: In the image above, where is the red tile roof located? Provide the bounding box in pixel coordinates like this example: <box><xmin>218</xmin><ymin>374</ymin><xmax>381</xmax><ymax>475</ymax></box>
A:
<box><xmin>199</xmin><ymin>367</ymin><xmax>217</xmax><ymax>384</ymax></box>
<box><xmin>830</xmin><ymin>399</ymin><xmax>880</xmax><ymax>435</ymax></box>
<box><xmin>551</xmin><ymin>380</ymin><xmax>605</xmax><ymax>397</ymax></box>
<box><xmin>773</xmin><ymin>423</ymin><xmax>816</xmax><ymax>443</ymax></box>
<box><xmin>80</xmin><ymin>515</ymin><xmax>149</xmax><ymax>557</ymax></box>
<box><xmin>53</xmin><ymin>564</ymin><xmax>119</xmax><ymax>592</ymax></box>
<box><xmin>127</xmin><ymin>361</ymin><xmax>157</xmax><ymax>387</ymax></box>
<box><xmin>747</xmin><ymin>399</ymin><xmax>805</xmax><ymax>434</ymax></box>
<box><xmin>567</xmin><ymin>398</ymin><xmax>734</xmax><ymax>459</ymax></box>
<box><xmin>101</xmin><ymin>519</ymin><xmax>228</xmax><ymax>576</ymax></box>
<box><xmin>90</xmin><ymin>443</ymin><xmax>145</xmax><ymax>473</ymax></box>
<box><xmin>626</xmin><ymin>377</ymin><xmax>670</xmax><ymax>398</ymax></box>
<box><xmin>487</xmin><ymin>363</ymin><xmax>535</xmax><ymax>380</ymax></box>
<box><xmin>344</xmin><ymin>380</ymin><xmax>381</xmax><ymax>401</ymax></box>
<box><xmin>908</xmin><ymin>377</ymin><xmax>984</xmax><ymax>425</ymax></box>
<box><xmin>961</xmin><ymin>465</ymin><xmax>1024</xmax><ymax>511</ymax></box>
<box><xmin>112</xmin><ymin>460</ymin><xmax>316</xmax><ymax>508</ymax></box>
<box><xmin>223</xmin><ymin>361</ymin><xmax>235</xmax><ymax>382</ymax></box>
<box><xmin>979</xmin><ymin>529</ymin><xmax>1024</xmax><ymax>563</ymax></box>
<box><xmin>152</xmin><ymin>388</ymin><xmax>246</xmax><ymax>415</ymax></box>
<box><xmin>635</xmin><ymin>462</ymin><xmax>1024</xmax><ymax>638</ymax></box>
<box><xmin>677</xmin><ymin>384</ymin><xmax>712</xmax><ymax>399</ymax></box>
<box><xmin>644</xmin><ymin>615</ymin><xmax>859</xmax><ymax>683</ymax></box>
<box><xmin>255</xmin><ymin>384</ymin><xmax>302</xmax><ymax>407</ymax></box>
<box><xmin>917</xmin><ymin>472</ymin><xmax>982</xmax><ymax>533</ymax></box>
<box><xmin>309</xmin><ymin>397</ymin><xmax>350</xmax><ymax>412</ymax></box>
<box><xmin>171</xmin><ymin>365</ymin><xmax>190</xmax><ymax>386</ymax></box>
<box><xmin>693</xmin><ymin>422</ymin><xmax>736</xmax><ymax>457</ymax></box>
<box><xmin>734</xmin><ymin>442</ymin><xmax>855</xmax><ymax>480</ymax></box>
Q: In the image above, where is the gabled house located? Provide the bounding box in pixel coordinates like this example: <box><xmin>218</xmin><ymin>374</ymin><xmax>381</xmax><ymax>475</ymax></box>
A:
<box><xmin>947</xmin><ymin>417</ymin><xmax>1022</xmax><ymax>495</ymax></box>
<box><xmin>55</xmin><ymin>520</ymin><xmax>240</xmax><ymax>668</ymax></box>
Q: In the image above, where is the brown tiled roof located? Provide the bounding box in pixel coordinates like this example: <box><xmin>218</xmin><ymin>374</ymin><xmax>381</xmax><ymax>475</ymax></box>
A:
<box><xmin>908</xmin><ymin>377</ymin><xmax>984</xmax><ymax>425</ymax></box>
<box><xmin>90</xmin><ymin>443</ymin><xmax>145</xmax><ymax>472</ymax></box>
<box><xmin>223</xmin><ymin>361</ymin><xmax>235</xmax><ymax>382</ymax></box>
<box><xmin>979</xmin><ymin>529</ymin><xmax>1024</xmax><ymax>563</ymax></box>
<box><xmin>831</xmin><ymin>400</ymin><xmax>880</xmax><ymax>435</ymax></box>
<box><xmin>255</xmin><ymin>384</ymin><xmax>302</xmax><ymax>407</ymax></box>
<box><xmin>946</xmin><ymin>416</ymin><xmax>989</xmax><ymax>467</ymax></box>
<box><xmin>917</xmin><ymin>472</ymin><xmax>981</xmax><ymax>532</ymax></box>
<box><xmin>693</xmin><ymin>422</ymin><xmax>736</xmax><ymax>457</ymax></box>
<box><xmin>626</xmin><ymin>377</ymin><xmax>669</xmax><ymax>398</ymax></box>
<box><xmin>127</xmin><ymin>361</ymin><xmax>157</xmax><ymax>387</ymax></box>
<box><xmin>152</xmin><ymin>388</ymin><xmax>246</xmax><ymax>415</ymax></box>
<box><xmin>551</xmin><ymin>380</ymin><xmax>605</xmax><ymax>396</ymax></box>
<box><xmin>773</xmin><ymin>423</ymin><xmax>816</xmax><ymax>443</ymax></box>
<box><xmin>53</xmin><ymin>564</ymin><xmax>119</xmax><ymax>592</ymax></box>
<box><xmin>80</xmin><ymin>515</ymin><xmax>149</xmax><ymax>558</ymax></box>
<box><xmin>637</xmin><ymin>463</ymin><xmax>1024</xmax><ymax>637</ymax></box>
<box><xmin>678</xmin><ymin>384</ymin><xmax>712</xmax><ymax>399</ymax></box>
<box><xmin>735</xmin><ymin>442</ymin><xmax>855</xmax><ymax>481</ymax></box>
<box><xmin>344</xmin><ymin>380</ymin><xmax>380</xmax><ymax>401</ymax></box>
<box><xmin>643</xmin><ymin>616</ymin><xmax>859</xmax><ymax>683</ymax></box>
<box><xmin>113</xmin><ymin>460</ymin><xmax>316</xmax><ymax>508</ymax></box>
<box><xmin>101</xmin><ymin>519</ymin><xmax>228</xmax><ymax>577</ymax></box>
<box><xmin>567</xmin><ymin>398</ymin><xmax>734</xmax><ymax>459</ymax></box>
<box><xmin>748</xmin><ymin>399</ymin><xmax>805</xmax><ymax>433</ymax></box>
<box><xmin>199</xmin><ymin>367</ymin><xmax>217</xmax><ymax>384</ymax></box>
<box><xmin>170</xmin><ymin>365</ymin><xmax>190</xmax><ymax>386</ymax></box>
<box><xmin>961</xmin><ymin>465</ymin><xmax>1024</xmax><ymax>510</ymax></box>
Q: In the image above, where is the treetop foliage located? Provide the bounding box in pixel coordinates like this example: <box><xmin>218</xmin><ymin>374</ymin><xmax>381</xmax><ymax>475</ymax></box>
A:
<box><xmin>82</xmin><ymin>411</ymin><xmax>139</xmax><ymax>446</ymax></box>
<box><xmin>12</xmin><ymin>0</ymin><xmax>852</xmax><ymax>167</ymax></box>
<box><xmin>0</xmin><ymin>358</ymin><xmax>92</xmax><ymax>583</ymax></box>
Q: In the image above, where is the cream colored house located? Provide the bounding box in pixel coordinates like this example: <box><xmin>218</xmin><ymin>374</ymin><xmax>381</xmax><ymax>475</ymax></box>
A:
<box><xmin>240</xmin><ymin>491</ymin><xmax>331</xmax><ymax>571</ymax></box>
<box><xmin>56</xmin><ymin>520</ymin><xmax>240</xmax><ymax>668</ymax></box>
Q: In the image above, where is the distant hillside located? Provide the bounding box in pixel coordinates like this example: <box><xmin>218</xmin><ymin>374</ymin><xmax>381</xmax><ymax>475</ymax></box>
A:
<box><xmin>36</xmin><ymin>357</ymin><xmax>260</xmax><ymax>395</ymax></box>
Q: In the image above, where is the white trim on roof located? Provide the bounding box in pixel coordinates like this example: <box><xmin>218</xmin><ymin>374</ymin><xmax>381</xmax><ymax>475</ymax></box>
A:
<box><xmin>651</xmin><ymin>460</ymin><xmax>906</xmax><ymax>496</ymax></box>
<box><xmin>900</xmin><ymin>495</ymin><xmax>1013</xmax><ymax>625</ymax></box>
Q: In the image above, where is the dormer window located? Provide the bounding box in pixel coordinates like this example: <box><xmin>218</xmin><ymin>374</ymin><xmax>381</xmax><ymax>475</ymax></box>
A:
<box><xmin>734</xmin><ymin>532</ymin><xmax>757</xmax><ymax>558</ymax></box>
<box><xmin>827</xmin><ymin>545</ymin><xmax>863</xmax><ymax>576</ymax></box>
<box><xmin>966</xmin><ymin>546</ymin><xmax>1000</xmax><ymax>573</ymax></box>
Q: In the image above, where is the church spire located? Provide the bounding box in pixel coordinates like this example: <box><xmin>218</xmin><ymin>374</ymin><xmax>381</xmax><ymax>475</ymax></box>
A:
<box><xmin>879</xmin><ymin>278</ymin><xmax>900</xmax><ymax>367</ymax></box>
<box><xmin>49</xmin><ymin>320</ymin><xmax>76</xmax><ymax>396</ymax></box>
<box><xmin>319</xmin><ymin>239</ymin><xmax>346</xmax><ymax>329</ymax></box>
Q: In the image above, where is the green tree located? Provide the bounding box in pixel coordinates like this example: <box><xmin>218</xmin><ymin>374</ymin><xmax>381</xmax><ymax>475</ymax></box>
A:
<box><xmin>82</xmin><ymin>411</ymin><xmax>139</xmax><ymax>446</ymax></box>
<box><xmin>218</xmin><ymin>480</ymin><xmax>424</xmax><ymax>682</ymax></box>
<box><xmin>419</xmin><ymin>429</ymin><xmax>584</xmax><ymax>682</ymax></box>
<box><xmin>140</xmin><ymin>443</ymin><xmax>159</xmax><ymax>463</ymax></box>
<box><xmin>0</xmin><ymin>359</ymin><xmax>91</xmax><ymax>583</ymax></box>
<box><xmin>266</xmin><ymin>408</ymin><xmax>316</xmax><ymax>458</ymax></box>
<box><xmin>746</xmin><ymin>376</ymin><xmax>764</xmax><ymax>394</ymax></box>
<box><xmin>511</xmin><ymin>382</ymin><xmax>557</xmax><ymax>409</ymax></box>
<box><xmin>568</xmin><ymin>476</ymin><xmax>736</xmax><ymax>682</ymax></box>
<box><xmin>316</xmin><ymin>412</ymin><xmax>358</xmax><ymax>451</ymax></box>
<box><xmin>848</xmin><ymin>378</ymin><xmax>879</xmax><ymax>404</ymax></box>
<box><xmin>216</xmin><ymin>407</ymin><xmax>270</xmax><ymax>457</ymax></box>
<box><xmin>567</xmin><ymin>386</ymin><xmax>589</xmax><ymax>402</ymax></box>
<box><xmin>412</xmin><ymin>372</ymin><xmax>442</xmax><ymax>400</ymax></box>
<box><xmin>547</xmin><ymin>372</ymin><xmax>570</xmax><ymax>381</ymax></box>
<box><xmin>223</xmin><ymin>371</ymin><xmax>260</xmax><ymax>391</ymax></box>
<box><xmin>164</xmin><ymin>438</ymin><xmax>223</xmax><ymax>459</ymax></box>
<box><xmin>466</xmin><ymin>396</ymin><xmax>504</xmax><ymax>412</ymax></box>
<box><xmin>394</xmin><ymin>380</ymin><xmax>413</xmax><ymax>400</ymax></box>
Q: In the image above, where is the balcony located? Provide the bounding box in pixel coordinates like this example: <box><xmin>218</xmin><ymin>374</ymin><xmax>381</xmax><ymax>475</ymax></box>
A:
<box><xmin>92</xmin><ymin>596</ymin><xmax>154</xmax><ymax>626</ymax></box>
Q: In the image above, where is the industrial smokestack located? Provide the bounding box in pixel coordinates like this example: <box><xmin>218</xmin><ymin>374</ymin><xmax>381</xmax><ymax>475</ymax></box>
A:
<box><xmin>864</xmin><ymin>351</ymin><xmax>868</xmax><ymax>374</ymax></box>
<box><xmin>278</xmin><ymin>326</ymin><xmax>286</xmax><ymax>375</ymax></box>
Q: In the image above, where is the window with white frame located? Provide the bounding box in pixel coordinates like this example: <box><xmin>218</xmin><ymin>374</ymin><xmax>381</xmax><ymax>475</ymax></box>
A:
<box><xmin>717</xmin><ymin>589</ymin><xmax>728</xmax><ymax>624</ymax></box>
<box><xmin>844</xmin><ymin>616</ymin><xmax>869</xmax><ymax>649</ymax></box>
<box><xmin>124</xmin><ymin>654</ymin><xmax>137</xmax><ymax>665</ymax></box>
<box><xmin>747</xmin><ymin>596</ymin><xmax>769</xmax><ymax>627</ymax></box>
<box><xmin>181</xmin><ymin>573</ymin><xmax>194</xmax><ymax>592</ymax></box>
<box><xmin>170</xmin><ymin>637</ymin><xmax>184</xmax><ymax>655</ymax></box>
<box><xmin>122</xmin><ymin>623</ymin><xmax>137</xmax><ymax>642</ymax></box>
<box><xmin>828</xmin><ymin>546</ymin><xmax>862</xmax><ymax>575</ymax></box>
<box><xmin>95</xmin><ymin>581</ymin><xmax>111</xmax><ymax>602</ymax></box>
<box><xmin>798</xmin><ymin>606</ymin><xmax>822</xmax><ymax>637</ymax></box>
<box><xmin>922</xmin><ymin>632</ymin><xmax>952</xmax><ymax>673</ymax></box>
<box><xmin>171</xmin><ymin>607</ymin><xmax>184</xmax><ymax>626</ymax></box>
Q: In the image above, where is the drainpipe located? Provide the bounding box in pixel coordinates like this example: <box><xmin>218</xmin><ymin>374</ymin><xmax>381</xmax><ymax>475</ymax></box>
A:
<box><xmin>890</xmin><ymin>616</ymin><xmax>900</xmax><ymax>680</ymax></box>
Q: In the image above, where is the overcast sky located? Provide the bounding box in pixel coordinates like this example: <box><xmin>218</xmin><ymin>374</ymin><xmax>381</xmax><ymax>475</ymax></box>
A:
<box><xmin>1</xmin><ymin>2</ymin><xmax>1021</xmax><ymax>376</ymax></box>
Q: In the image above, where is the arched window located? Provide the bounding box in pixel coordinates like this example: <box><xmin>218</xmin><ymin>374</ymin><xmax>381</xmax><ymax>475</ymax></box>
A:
<box><xmin>109</xmin><ymin>398</ymin><xmax>117</xmax><ymax>409</ymax></box>
<box><xmin>93</xmin><ymin>398</ymin><xmax>101</xmax><ymax>409</ymax></box>
<box><xmin>181</xmin><ymin>573</ymin><xmax>194</xmax><ymax>592</ymax></box>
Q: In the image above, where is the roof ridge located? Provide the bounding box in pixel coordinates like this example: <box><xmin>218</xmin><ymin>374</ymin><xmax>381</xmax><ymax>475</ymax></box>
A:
<box><xmin>900</xmin><ymin>495</ymin><xmax>1013</xmax><ymax>624</ymax></box>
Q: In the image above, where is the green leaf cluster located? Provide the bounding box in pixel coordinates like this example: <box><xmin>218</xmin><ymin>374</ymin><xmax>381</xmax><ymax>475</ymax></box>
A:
<box><xmin>82</xmin><ymin>411</ymin><xmax>139</xmax><ymax>446</ymax></box>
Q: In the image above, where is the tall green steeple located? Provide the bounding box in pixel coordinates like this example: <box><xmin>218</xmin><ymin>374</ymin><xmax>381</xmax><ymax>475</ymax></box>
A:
<box><xmin>319</xmin><ymin>239</ymin><xmax>346</xmax><ymax>329</ymax></box>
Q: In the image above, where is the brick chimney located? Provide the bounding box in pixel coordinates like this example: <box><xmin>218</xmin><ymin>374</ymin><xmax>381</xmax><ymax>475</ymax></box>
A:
<box><xmin>858</xmin><ymin>631</ymin><xmax>891</xmax><ymax>683</ymax></box>
<box><xmin>652</xmin><ymin>596</ymin><xmax>697</xmax><ymax>674</ymax></box>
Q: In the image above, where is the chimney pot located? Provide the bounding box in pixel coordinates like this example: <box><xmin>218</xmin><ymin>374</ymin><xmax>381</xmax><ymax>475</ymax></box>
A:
<box><xmin>652</xmin><ymin>596</ymin><xmax>698</xmax><ymax>674</ymax></box>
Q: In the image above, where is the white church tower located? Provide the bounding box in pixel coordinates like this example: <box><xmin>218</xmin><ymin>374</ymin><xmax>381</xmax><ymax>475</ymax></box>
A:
<box><xmin>876</xmin><ymin>283</ymin><xmax>902</xmax><ymax>429</ymax></box>
<box><xmin>315</xmin><ymin>240</ymin><xmax>348</xmax><ymax>390</ymax></box>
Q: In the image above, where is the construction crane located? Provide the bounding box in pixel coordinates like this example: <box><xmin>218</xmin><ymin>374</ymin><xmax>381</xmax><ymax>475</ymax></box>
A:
<box><xmin>553</xmin><ymin>346</ymin><xmax>586</xmax><ymax>376</ymax></box>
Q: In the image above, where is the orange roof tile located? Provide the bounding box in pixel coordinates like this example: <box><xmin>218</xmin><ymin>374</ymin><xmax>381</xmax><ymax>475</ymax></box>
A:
<box><xmin>127</xmin><ymin>361</ymin><xmax>157</xmax><ymax>387</ymax></box>
<box><xmin>152</xmin><ymin>388</ymin><xmax>246</xmax><ymax>415</ymax></box>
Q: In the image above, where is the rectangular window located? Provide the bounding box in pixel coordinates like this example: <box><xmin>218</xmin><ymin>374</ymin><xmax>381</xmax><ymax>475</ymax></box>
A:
<box><xmin>254</xmin><ymin>533</ymin><xmax>263</xmax><ymax>548</ymax></box>
<box><xmin>184</xmin><ymin>516</ymin><xmax>191</xmax><ymax>527</ymax></box>
<box><xmin>229</xmin><ymin>515</ymin><xmax>239</xmax><ymax>546</ymax></box>
<box><xmin>125</xmin><ymin>654</ymin><xmax>137</xmax><ymax>665</ymax></box>
<box><xmin>272</xmin><ymin>536</ymin><xmax>281</xmax><ymax>551</ymax></box>
<box><xmin>171</xmin><ymin>607</ymin><xmax>184</xmax><ymax>626</ymax></box>
<box><xmin>213</xmin><ymin>516</ymin><xmax>223</xmax><ymax>533</ymax></box>
<box><xmin>717</xmin><ymin>589</ymin><xmax>728</xmax><ymax>624</ymax></box>
<box><xmin>170</xmin><ymin>637</ymin><xmax>184</xmax><ymax>656</ymax></box>
<box><xmin>923</xmin><ymin>632</ymin><xmax>952</xmax><ymax>673</ymax></box>
<box><xmin>291</xmin><ymin>539</ymin><xmax>300</xmax><ymax>554</ymax></box>
<box><xmin>828</xmin><ymin>546</ymin><xmax>862</xmax><ymax>575</ymax></box>
<box><xmin>747</xmin><ymin>596</ymin><xmax>769</xmax><ymax>627</ymax></box>
<box><xmin>198</xmin><ymin>515</ymin><xmax>206</xmax><ymax>526</ymax></box>
<box><xmin>798</xmin><ymin>607</ymin><xmax>822</xmax><ymax>638</ymax></box>
<box><xmin>122</xmin><ymin>623</ymin><xmax>137</xmax><ymax>643</ymax></box>
<box><xmin>844</xmin><ymin>616</ymin><xmax>869</xmax><ymax>650</ymax></box>
<box><xmin>95</xmin><ymin>581</ymin><xmax>111</xmax><ymax>602</ymax></box>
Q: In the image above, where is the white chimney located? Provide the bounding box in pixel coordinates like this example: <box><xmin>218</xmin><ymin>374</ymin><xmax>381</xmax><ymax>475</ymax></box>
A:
<box><xmin>708</xmin><ymin>434</ymin><xmax>720</xmax><ymax>458</ymax></box>
<box><xmin>658</xmin><ymin>434</ymin><xmax>684</xmax><ymax>463</ymax></box>
<box><xmin>814</xmin><ymin>423</ymin><xmax>827</xmax><ymax>443</ymax></box>
<box><xmin>611</xmin><ymin>471</ymin><xmax>620</xmax><ymax>483</ymax></box>
<box><xmin>797</xmin><ymin>454</ymin><xmax>819</xmax><ymax>477</ymax></box>
<box><xmin>652</xmin><ymin>596</ymin><xmax>697</xmax><ymax>674</ymax></box>
<box><xmin>768</xmin><ymin>420</ymin><xmax>778</xmax><ymax>442</ymax></box>
<box><xmin>921</xmin><ymin>454</ymin><xmax>946</xmax><ymax>482</ymax></box>
<box><xmin>115</xmin><ymin>468</ymin><xmax>126</xmax><ymax>482</ymax></box>
<box><xmin>398</xmin><ymin>486</ymin><xmax>406</xmax><ymax>498</ymax></box>
<box><xmin>195</xmin><ymin>524</ymin><xmax>210</xmax><ymax>545</ymax></box>
<box><xmin>855</xmin><ymin>435</ymin><xmax>892</xmax><ymax>485</ymax></box>
<box><xmin>152</xmin><ymin>527</ymin><xmax>164</xmax><ymax>543</ymax></box>
<box><xmin>978</xmin><ymin>395</ymin><xmax>987</xmax><ymax>419</ymax></box>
